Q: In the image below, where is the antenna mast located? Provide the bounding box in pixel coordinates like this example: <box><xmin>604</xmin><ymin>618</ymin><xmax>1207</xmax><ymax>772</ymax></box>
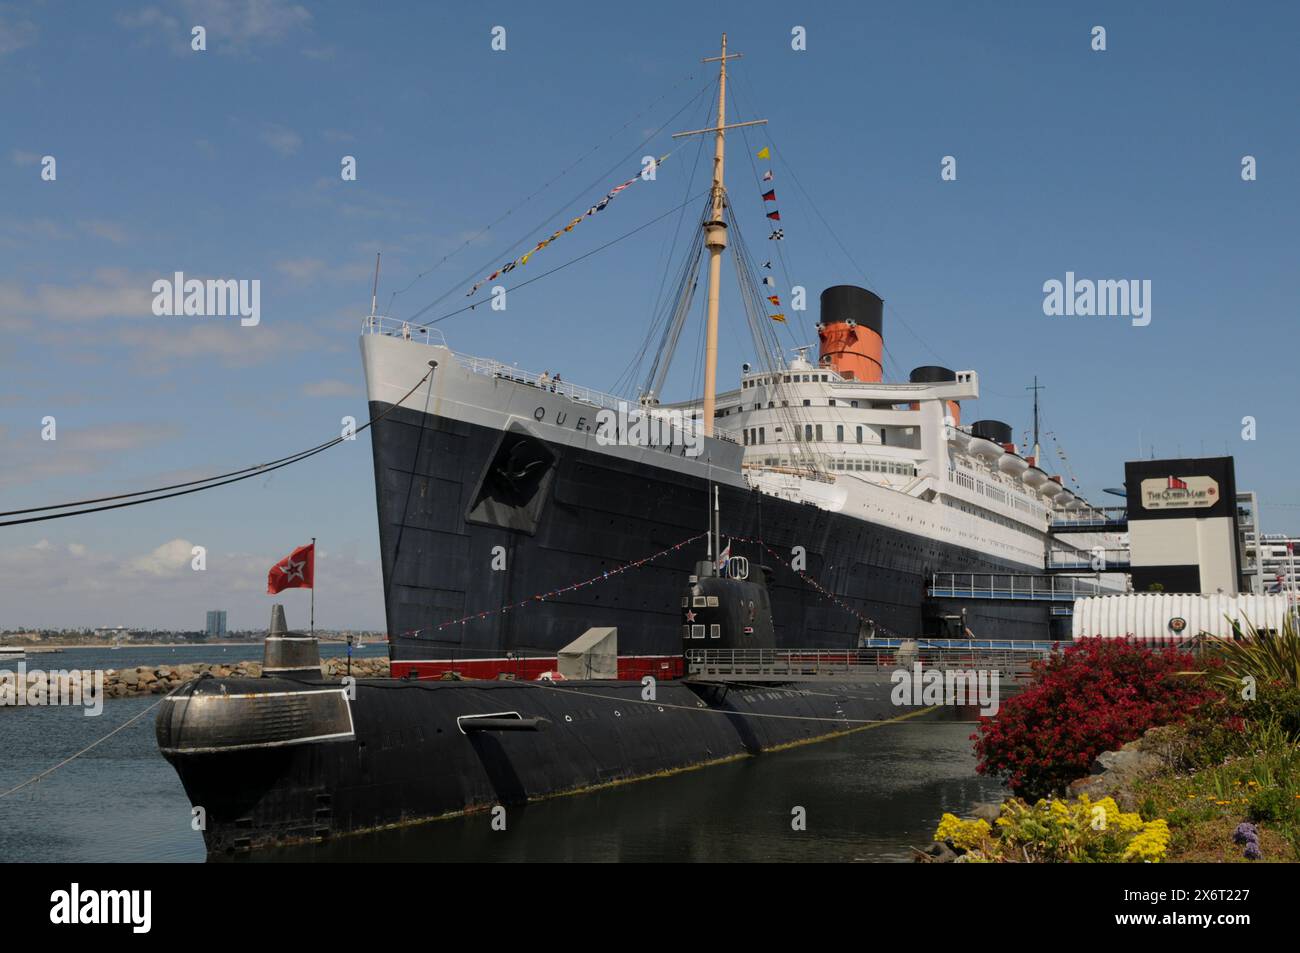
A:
<box><xmin>673</xmin><ymin>34</ymin><xmax>766</xmax><ymax>437</ymax></box>
<box><xmin>369</xmin><ymin>253</ymin><xmax>382</xmax><ymax>318</ymax></box>
<box><xmin>1027</xmin><ymin>375</ymin><xmax>1045</xmax><ymax>462</ymax></box>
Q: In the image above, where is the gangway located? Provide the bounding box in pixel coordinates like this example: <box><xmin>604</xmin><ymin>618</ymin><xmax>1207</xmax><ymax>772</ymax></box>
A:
<box><xmin>1048</xmin><ymin>506</ymin><xmax>1128</xmax><ymax>533</ymax></box>
<box><xmin>927</xmin><ymin>573</ymin><xmax>1111</xmax><ymax>602</ymax></box>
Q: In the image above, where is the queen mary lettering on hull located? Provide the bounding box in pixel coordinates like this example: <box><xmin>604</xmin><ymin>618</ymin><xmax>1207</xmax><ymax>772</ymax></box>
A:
<box><xmin>360</xmin><ymin>35</ymin><xmax>1113</xmax><ymax>681</ymax></box>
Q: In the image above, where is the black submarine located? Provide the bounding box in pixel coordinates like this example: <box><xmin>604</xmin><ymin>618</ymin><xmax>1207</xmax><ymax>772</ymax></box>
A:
<box><xmin>156</xmin><ymin>553</ymin><xmax>923</xmax><ymax>854</ymax></box>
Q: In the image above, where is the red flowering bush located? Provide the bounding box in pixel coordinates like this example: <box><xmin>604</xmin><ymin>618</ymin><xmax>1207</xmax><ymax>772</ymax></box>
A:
<box><xmin>973</xmin><ymin>639</ymin><xmax>1219</xmax><ymax>800</ymax></box>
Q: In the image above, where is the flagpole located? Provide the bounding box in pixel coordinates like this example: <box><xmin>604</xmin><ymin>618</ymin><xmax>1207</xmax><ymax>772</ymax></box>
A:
<box><xmin>310</xmin><ymin>536</ymin><xmax>316</xmax><ymax>636</ymax></box>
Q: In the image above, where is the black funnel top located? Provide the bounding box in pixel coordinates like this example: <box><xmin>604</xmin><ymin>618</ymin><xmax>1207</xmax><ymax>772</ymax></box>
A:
<box><xmin>971</xmin><ymin>420</ymin><xmax>1013</xmax><ymax>445</ymax></box>
<box><xmin>909</xmin><ymin>366</ymin><xmax>956</xmax><ymax>384</ymax></box>
<box><xmin>820</xmin><ymin>286</ymin><xmax>883</xmax><ymax>335</ymax></box>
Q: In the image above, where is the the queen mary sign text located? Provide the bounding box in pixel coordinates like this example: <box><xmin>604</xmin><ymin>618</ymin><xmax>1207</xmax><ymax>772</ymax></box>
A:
<box><xmin>1140</xmin><ymin>475</ymin><xmax>1219</xmax><ymax>510</ymax></box>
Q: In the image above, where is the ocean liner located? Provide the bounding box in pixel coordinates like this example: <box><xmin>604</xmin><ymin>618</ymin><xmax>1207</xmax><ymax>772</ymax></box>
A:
<box><xmin>156</xmin><ymin>36</ymin><xmax>1120</xmax><ymax>852</ymax></box>
<box><xmin>360</xmin><ymin>36</ymin><xmax>1115</xmax><ymax>680</ymax></box>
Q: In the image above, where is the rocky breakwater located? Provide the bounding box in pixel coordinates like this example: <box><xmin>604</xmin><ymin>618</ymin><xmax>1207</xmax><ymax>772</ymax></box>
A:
<box><xmin>95</xmin><ymin>656</ymin><xmax>390</xmax><ymax>699</ymax></box>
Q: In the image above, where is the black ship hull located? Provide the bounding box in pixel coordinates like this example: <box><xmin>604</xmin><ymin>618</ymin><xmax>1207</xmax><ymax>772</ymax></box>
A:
<box><xmin>157</xmin><ymin>672</ymin><xmax>919</xmax><ymax>853</ymax></box>
<box><xmin>369</xmin><ymin>400</ymin><xmax>1057</xmax><ymax>670</ymax></box>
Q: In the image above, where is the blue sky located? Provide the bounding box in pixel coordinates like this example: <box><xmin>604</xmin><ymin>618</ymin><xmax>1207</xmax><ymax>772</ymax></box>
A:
<box><xmin>2</xmin><ymin>1</ymin><xmax>1297</xmax><ymax>630</ymax></box>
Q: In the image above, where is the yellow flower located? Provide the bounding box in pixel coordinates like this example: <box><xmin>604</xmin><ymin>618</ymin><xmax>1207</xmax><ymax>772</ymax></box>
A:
<box><xmin>1122</xmin><ymin>820</ymin><xmax>1171</xmax><ymax>863</ymax></box>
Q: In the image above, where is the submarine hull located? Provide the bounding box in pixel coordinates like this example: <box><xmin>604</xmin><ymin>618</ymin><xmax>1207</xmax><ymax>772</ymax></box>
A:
<box><xmin>157</xmin><ymin>673</ymin><xmax>917</xmax><ymax>854</ymax></box>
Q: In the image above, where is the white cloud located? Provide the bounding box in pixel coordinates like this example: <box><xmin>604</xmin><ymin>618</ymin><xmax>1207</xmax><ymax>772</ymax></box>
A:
<box><xmin>116</xmin><ymin>322</ymin><xmax>312</xmax><ymax>368</ymax></box>
<box><xmin>0</xmin><ymin>420</ymin><xmax>182</xmax><ymax>489</ymax></box>
<box><xmin>0</xmin><ymin>269</ymin><xmax>153</xmax><ymax>323</ymax></box>
<box><xmin>0</xmin><ymin>12</ymin><xmax>37</xmax><ymax>56</ymax></box>
<box><xmin>128</xmin><ymin>538</ymin><xmax>197</xmax><ymax>577</ymax></box>
<box><xmin>78</xmin><ymin>220</ymin><xmax>130</xmax><ymax>244</ymax></box>
<box><xmin>119</xmin><ymin>1</ymin><xmax>311</xmax><ymax>54</ymax></box>
<box><xmin>275</xmin><ymin>257</ymin><xmax>326</xmax><ymax>281</ymax></box>
<box><xmin>302</xmin><ymin>379</ymin><xmax>356</xmax><ymax>398</ymax></box>
<box><xmin>260</xmin><ymin>122</ymin><xmax>302</xmax><ymax>157</ymax></box>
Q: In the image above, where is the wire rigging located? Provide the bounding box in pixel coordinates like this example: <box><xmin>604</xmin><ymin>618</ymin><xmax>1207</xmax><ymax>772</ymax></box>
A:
<box><xmin>0</xmin><ymin>366</ymin><xmax>437</xmax><ymax>527</ymax></box>
<box><xmin>385</xmin><ymin>71</ymin><xmax>707</xmax><ymax>310</ymax></box>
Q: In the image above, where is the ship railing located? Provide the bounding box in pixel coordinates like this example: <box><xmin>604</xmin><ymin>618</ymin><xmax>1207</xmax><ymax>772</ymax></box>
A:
<box><xmin>684</xmin><ymin>647</ymin><xmax>1045</xmax><ymax>681</ymax></box>
<box><xmin>360</xmin><ymin>315</ymin><xmax>743</xmax><ymax>445</ymax></box>
<box><xmin>362</xmin><ymin>315</ymin><xmax>449</xmax><ymax>348</ymax></box>
<box><xmin>928</xmin><ymin>573</ymin><xmax>1114</xmax><ymax>601</ymax></box>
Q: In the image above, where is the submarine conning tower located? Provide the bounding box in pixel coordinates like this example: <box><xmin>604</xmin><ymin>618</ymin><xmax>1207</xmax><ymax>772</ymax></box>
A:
<box><xmin>681</xmin><ymin>560</ymin><xmax>776</xmax><ymax>651</ymax></box>
<box><xmin>816</xmin><ymin>285</ymin><xmax>884</xmax><ymax>382</ymax></box>
<box><xmin>262</xmin><ymin>603</ymin><xmax>323</xmax><ymax>678</ymax></box>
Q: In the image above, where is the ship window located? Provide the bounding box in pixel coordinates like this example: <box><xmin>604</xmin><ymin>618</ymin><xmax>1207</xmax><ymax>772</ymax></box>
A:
<box><xmin>856</xmin><ymin>426</ymin><xmax>863</xmax><ymax>443</ymax></box>
<box><xmin>829</xmin><ymin>399</ymin><xmax>836</xmax><ymax>407</ymax></box>
<box><xmin>851</xmin><ymin>400</ymin><xmax>859</xmax><ymax>408</ymax></box>
<box><xmin>709</xmin><ymin>624</ymin><xmax>721</xmax><ymax>639</ymax></box>
<box><xmin>803</xmin><ymin>399</ymin><xmax>811</xmax><ymax>407</ymax></box>
<box><xmin>816</xmin><ymin>425</ymin><xmax>823</xmax><ymax>441</ymax></box>
<box><xmin>881</xmin><ymin>428</ymin><xmax>888</xmax><ymax>446</ymax></box>
<box><xmin>782</xmin><ymin>400</ymin><xmax>789</xmax><ymax>407</ymax></box>
<box><xmin>804</xmin><ymin>424</ymin><xmax>813</xmax><ymax>441</ymax></box>
<box><xmin>836</xmin><ymin>425</ymin><xmax>844</xmax><ymax>442</ymax></box>
<box><xmin>682</xmin><ymin>626</ymin><xmax>690</xmax><ymax>639</ymax></box>
<box><xmin>706</xmin><ymin>596</ymin><xmax>719</xmax><ymax>607</ymax></box>
<box><xmin>759</xmin><ymin>427</ymin><xmax>765</xmax><ymax>444</ymax></box>
<box><xmin>693</xmin><ymin>596</ymin><xmax>707</xmax><ymax>607</ymax></box>
<box><xmin>783</xmin><ymin>375</ymin><xmax>791</xmax><ymax>383</ymax></box>
<box><xmin>681</xmin><ymin>597</ymin><xmax>688</xmax><ymax>607</ymax></box>
<box><xmin>691</xmin><ymin>625</ymin><xmax>706</xmax><ymax>639</ymax></box>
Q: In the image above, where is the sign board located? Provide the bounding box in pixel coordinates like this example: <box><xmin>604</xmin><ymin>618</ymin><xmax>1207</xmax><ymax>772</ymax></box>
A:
<box><xmin>1139</xmin><ymin>475</ymin><xmax>1219</xmax><ymax>511</ymax></box>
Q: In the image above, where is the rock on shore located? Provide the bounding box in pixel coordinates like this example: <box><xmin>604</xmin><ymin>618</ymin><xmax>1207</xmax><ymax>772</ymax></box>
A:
<box><xmin>5</xmin><ymin>656</ymin><xmax>390</xmax><ymax>701</ymax></box>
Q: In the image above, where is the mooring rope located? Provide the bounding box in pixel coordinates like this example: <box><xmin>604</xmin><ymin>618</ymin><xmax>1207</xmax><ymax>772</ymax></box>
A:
<box><xmin>0</xmin><ymin>698</ymin><xmax>163</xmax><ymax>799</ymax></box>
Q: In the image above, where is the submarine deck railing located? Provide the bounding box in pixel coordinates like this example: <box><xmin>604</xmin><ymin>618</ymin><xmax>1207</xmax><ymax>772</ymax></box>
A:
<box><xmin>927</xmin><ymin>573</ymin><xmax>1119</xmax><ymax>602</ymax></box>
<box><xmin>684</xmin><ymin>646</ymin><xmax>1049</xmax><ymax>682</ymax></box>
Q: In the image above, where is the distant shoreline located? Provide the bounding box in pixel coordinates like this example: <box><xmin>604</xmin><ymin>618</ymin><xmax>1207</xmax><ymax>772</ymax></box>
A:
<box><xmin>15</xmin><ymin>639</ymin><xmax>387</xmax><ymax>650</ymax></box>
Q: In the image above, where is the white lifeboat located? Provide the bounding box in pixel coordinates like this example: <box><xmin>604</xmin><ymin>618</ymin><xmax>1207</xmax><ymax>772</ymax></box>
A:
<box><xmin>947</xmin><ymin>426</ymin><xmax>972</xmax><ymax>451</ymax></box>
<box><xmin>998</xmin><ymin>452</ymin><xmax>1028</xmax><ymax>476</ymax></box>
<box><xmin>1039</xmin><ymin>479</ymin><xmax>1064</xmax><ymax>499</ymax></box>
<box><xmin>1022</xmin><ymin>466</ymin><xmax>1048</xmax><ymax>489</ymax></box>
<box><xmin>968</xmin><ymin>437</ymin><xmax>1005</xmax><ymax>462</ymax></box>
<box><xmin>1054</xmin><ymin>489</ymin><xmax>1077</xmax><ymax>509</ymax></box>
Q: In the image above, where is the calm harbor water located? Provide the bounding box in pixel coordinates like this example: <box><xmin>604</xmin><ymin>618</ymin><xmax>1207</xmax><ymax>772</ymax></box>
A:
<box><xmin>1</xmin><ymin>652</ymin><xmax>1005</xmax><ymax>862</ymax></box>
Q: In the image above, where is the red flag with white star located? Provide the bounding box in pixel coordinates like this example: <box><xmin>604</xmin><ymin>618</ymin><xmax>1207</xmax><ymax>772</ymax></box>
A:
<box><xmin>267</xmin><ymin>542</ymin><xmax>314</xmax><ymax>594</ymax></box>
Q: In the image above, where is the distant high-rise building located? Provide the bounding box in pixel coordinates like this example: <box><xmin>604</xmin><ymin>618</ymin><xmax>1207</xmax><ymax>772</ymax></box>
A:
<box><xmin>205</xmin><ymin>610</ymin><xmax>228</xmax><ymax>639</ymax></box>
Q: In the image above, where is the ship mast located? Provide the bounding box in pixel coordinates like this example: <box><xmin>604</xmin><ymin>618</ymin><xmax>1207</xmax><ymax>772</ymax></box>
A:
<box><xmin>1027</xmin><ymin>375</ymin><xmax>1045</xmax><ymax>463</ymax></box>
<box><xmin>673</xmin><ymin>34</ymin><xmax>766</xmax><ymax>436</ymax></box>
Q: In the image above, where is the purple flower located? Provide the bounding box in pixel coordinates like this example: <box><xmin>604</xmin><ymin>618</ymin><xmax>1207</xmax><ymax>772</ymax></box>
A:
<box><xmin>1233</xmin><ymin>822</ymin><xmax>1259</xmax><ymax>845</ymax></box>
<box><xmin>1244</xmin><ymin>841</ymin><xmax>1263</xmax><ymax>860</ymax></box>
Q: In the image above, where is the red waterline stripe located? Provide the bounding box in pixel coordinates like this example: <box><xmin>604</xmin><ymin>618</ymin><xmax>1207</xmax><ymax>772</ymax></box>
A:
<box><xmin>390</xmin><ymin>654</ymin><xmax>685</xmax><ymax>681</ymax></box>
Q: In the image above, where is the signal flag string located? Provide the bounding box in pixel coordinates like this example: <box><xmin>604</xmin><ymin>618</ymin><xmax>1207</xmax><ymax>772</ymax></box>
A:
<box><xmin>399</xmin><ymin>533</ymin><xmax>709</xmax><ymax>639</ymax></box>
<box><xmin>397</xmin><ymin>531</ymin><xmax>904</xmax><ymax>642</ymax></box>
